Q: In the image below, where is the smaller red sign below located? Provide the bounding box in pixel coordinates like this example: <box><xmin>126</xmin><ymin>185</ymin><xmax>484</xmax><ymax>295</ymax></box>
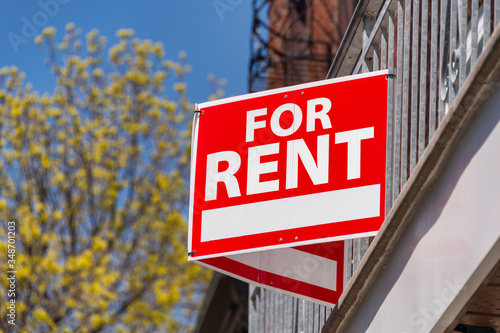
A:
<box><xmin>200</xmin><ymin>241</ymin><xmax>344</xmax><ymax>307</ymax></box>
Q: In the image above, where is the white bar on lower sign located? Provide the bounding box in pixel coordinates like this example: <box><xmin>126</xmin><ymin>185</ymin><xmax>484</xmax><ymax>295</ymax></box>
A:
<box><xmin>227</xmin><ymin>247</ymin><xmax>338</xmax><ymax>291</ymax></box>
<box><xmin>201</xmin><ymin>184</ymin><xmax>380</xmax><ymax>242</ymax></box>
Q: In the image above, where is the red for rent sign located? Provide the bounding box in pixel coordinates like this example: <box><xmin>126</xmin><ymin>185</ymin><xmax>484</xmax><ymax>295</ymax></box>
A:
<box><xmin>188</xmin><ymin>70</ymin><xmax>388</xmax><ymax>306</ymax></box>
<box><xmin>189</xmin><ymin>70</ymin><xmax>388</xmax><ymax>260</ymax></box>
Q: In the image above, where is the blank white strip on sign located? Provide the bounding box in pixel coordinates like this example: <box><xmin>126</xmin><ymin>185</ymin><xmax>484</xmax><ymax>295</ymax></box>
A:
<box><xmin>227</xmin><ymin>247</ymin><xmax>337</xmax><ymax>291</ymax></box>
<box><xmin>201</xmin><ymin>184</ymin><xmax>380</xmax><ymax>242</ymax></box>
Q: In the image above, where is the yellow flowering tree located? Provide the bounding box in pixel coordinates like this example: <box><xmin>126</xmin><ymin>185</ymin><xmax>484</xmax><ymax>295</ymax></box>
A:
<box><xmin>0</xmin><ymin>24</ymin><xmax>213</xmax><ymax>332</ymax></box>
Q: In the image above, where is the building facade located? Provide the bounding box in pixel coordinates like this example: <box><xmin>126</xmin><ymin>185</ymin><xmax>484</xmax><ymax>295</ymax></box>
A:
<box><xmin>249</xmin><ymin>0</ymin><xmax>357</xmax><ymax>91</ymax></box>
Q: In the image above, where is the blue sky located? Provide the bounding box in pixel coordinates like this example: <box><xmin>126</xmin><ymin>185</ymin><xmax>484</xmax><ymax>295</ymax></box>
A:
<box><xmin>0</xmin><ymin>0</ymin><xmax>252</xmax><ymax>103</ymax></box>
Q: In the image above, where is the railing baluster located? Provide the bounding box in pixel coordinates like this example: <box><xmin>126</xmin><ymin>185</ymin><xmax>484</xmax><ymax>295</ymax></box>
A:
<box><xmin>438</xmin><ymin>0</ymin><xmax>449</xmax><ymax>123</ymax></box>
<box><xmin>418</xmin><ymin>0</ymin><xmax>429</xmax><ymax>160</ymax></box>
<box><xmin>319</xmin><ymin>304</ymin><xmax>325</xmax><ymax>332</ymax></box>
<box><xmin>305</xmin><ymin>300</ymin><xmax>311</xmax><ymax>333</ymax></box>
<box><xmin>429</xmin><ymin>0</ymin><xmax>439</xmax><ymax>142</ymax></box>
<box><xmin>471</xmin><ymin>0</ymin><xmax>479</xmax><ymax>67</ymax></box>
<box><xmin>401</xmin><ymin>0</ymin><xmax>412</xmax><ymax>186</ymax></box>
<box><xmin>344</xmin><ymin>239</ymin><xmax>353</xmax><ymax>286</ymax></box>
<box><xmin>484</xmin><ymin>0</ymin><xmax>492</xmax><ymax>46</ymax></box>
<box><xmin>393</xmin><ymin>0</ymin><xmax>404</xmax><ymax>202</ymax></box>
<box><xmin>448</xmin><ymin>0</ymin><xmax>458</xmax><ymax>105</ymax></box>
<box><xmin>458</xmin><ymin>0</ymin><xmax>467</xmax><ymax>86</ymax></box>
<box><xmin>410</xmin><ymin>0</ymin><xmax>420</xmax><ymax>173</ymax></box>
<box><xmin>261</xmin><ymin>289</ymin><xmax>267</xmax><ymax>332</ymax></box>
<box><xmin>352</xmin><ymin>238</ymin><xmax>361</xmax><ymax>273</ymax></box>
<box><xmin>383</xmin><ymin>20</ymin><xmax>394</xmax><ymax>211</ymax></box>
<box><xmin>284</xmin><ymin>295</ymin><xmax>293</xmax><ymax>332</ymax></box>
